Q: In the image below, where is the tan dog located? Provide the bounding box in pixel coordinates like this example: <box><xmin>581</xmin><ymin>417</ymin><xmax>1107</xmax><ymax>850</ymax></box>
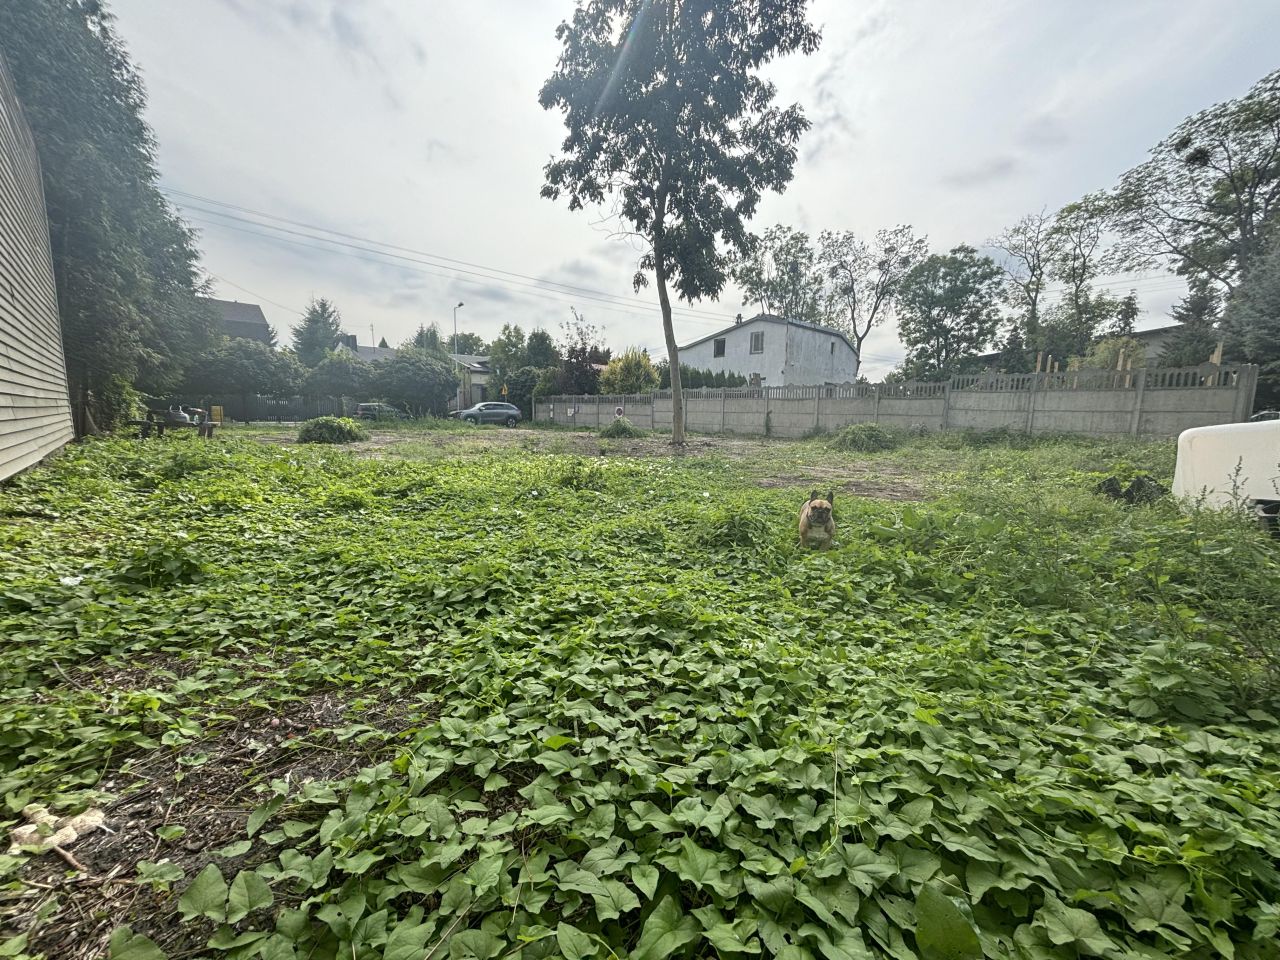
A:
<box><xmin>798</xmin><ymin>490</ymin><xmax>835</xmax><ymax>549</ymax></box>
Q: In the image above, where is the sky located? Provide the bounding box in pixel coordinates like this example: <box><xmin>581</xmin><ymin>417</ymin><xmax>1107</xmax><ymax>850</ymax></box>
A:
<box><xmin>109</xmin><ymin>0</ymin><xmax>1280</xmax><ymax>380</ymax></box>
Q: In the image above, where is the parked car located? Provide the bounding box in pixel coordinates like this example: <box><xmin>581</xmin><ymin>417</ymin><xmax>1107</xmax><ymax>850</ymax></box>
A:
<box><xmin>356</xmin><ymin>402</ymin><xmax>406</xmax><ymax>421</ymax></box>
<box><xmin>1249</xmin><ymin>409</ymin><xmax>1279</xmax><ymax>422</ymax></box>
<box><xmin>456</xmin><ymin>402</ymin><xmax>523</xmax><ymax>426</ymax></box>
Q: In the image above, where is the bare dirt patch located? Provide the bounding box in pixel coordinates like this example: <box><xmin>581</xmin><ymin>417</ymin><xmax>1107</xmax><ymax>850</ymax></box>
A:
<box><xmin>11</xmin><ymin>692</ymin><xmax>418</xmax><ymax>960</ymax></box>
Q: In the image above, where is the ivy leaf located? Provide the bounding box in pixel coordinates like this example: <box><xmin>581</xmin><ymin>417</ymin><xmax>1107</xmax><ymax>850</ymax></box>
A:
<box><xmin>107</xmin><ymin>927</ymin><xmax>167</xmax><ymax>960</ymax></box>
<box><xmin>178</xmin><ymin>863</ymin><xmax>228</xmax><ymax>922</ymax></box>
<box><xmin>465</xmin><ymin>853</ymin><xmax>507</xmax><ymax>896</ymax></box>
<box><xmin>592</xmin><ymin>878</ymin><xmax>641</xmax><ymax>922</ymax></box>
<box><xmin>1036</xmin><ymin>894</ymin><xmax>1117</xmax><ymax>956</ymax></box>
<box><xmin>214</xmin><ymin>840</ymin><xmax>252</xmax><ymax>859</ymax></box>
<box><xmin>632</xmin><ymin>863</ymin><xmax>660</xmax><ymax>900</ymax></box>
<box><xmin>384</xmin><ymin>915</ymin><xmax>434</xmax><ymax>960</ymax></box>
<box><xmin>632</xmin><ymin>895</ymin><xmax>701</xmax><ymax>960</ymax></box>
<box><xmin>556</xmin><ymin>922</ymin><xmax>598</xmax><ymax>960</ymax></box>
<box><xmin>246</xmin><ymin>797</ymin><xmax>283</xmax><ymax>838</ymax></box>
<box><xmin>914</xmin><ymin>884</ymin><xmax>981</xmax><ymax>960</ymax></box>
<box><xmin>226</xmin><ymin>870</ymin><xmax>273</xmax><ymax>923</ymax></box>
<box><xmin>449</xmin><ymin>929</ymin><xmax>503</xmax><ymax>960</ymax></box>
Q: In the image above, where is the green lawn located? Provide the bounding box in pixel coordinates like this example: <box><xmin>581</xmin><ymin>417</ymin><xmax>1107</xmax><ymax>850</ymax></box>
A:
<box><xmin>1</xmin><ymin>431</ymin><xmax>1277</xmax><ymax>960</ymax></box>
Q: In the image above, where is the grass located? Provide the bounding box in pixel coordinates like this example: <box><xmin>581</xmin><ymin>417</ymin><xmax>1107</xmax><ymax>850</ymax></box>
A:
<box><xmin>0</xmin><ymin>430</ymin><xmax>1277</xmax><ymax>960</ymax></box>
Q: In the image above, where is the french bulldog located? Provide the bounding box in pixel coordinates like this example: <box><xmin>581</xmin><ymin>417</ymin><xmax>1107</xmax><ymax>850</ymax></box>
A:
<box><xmin>798</xmin><ymin>490</ymin><xmax>835</xmax><ymax>550</ymax></box>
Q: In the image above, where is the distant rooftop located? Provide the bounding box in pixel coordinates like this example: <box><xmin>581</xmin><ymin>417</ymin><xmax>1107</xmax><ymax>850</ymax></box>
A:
<box><xmin>205</xmin><ymin>297</ymin><xmax>274</xmax><ymax>344</ymax></box>
<box><xmin>679</xmin><ymin>312</ymin><xmax>857</xmax><ymax>354</ymax></box>
<box><xmin>449</xmin><ymin>354</ymin><xmax>491</xmax><ymax>372</ymax></box>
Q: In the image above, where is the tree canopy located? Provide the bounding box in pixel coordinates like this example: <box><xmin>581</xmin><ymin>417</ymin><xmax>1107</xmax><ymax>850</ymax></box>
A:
<box><xmin>183</xmin><ymin>338</ymin><xmax>302</xmax><ymax>401</ymax></box>
<box><xmin>896</xmin><ymin>246</ymin><xmax>1004</xmax><ymax>380</ymax></box>
<box><xmin>540</xmin><ymin>0</ymin><xmax>820</xmax><ymax>443</ymax></box>
<box><xmin>599</xmin><ymin>348</ymin><xmax>660</xmax><ymax>395</ymax></box>
<box><xmin>291</xmin><ymin>298</ymin><xmax>344</xmax><ymax>367</ymax></box>
<box><xmin>1107</xmin><ymin>68</ymin><xmax>1280</xmax><ymax>290</ymax></box>
<box><xmin>0</xmin><ymin>0</ymin><xmax>216</xmax><ymax>429</ymax></box>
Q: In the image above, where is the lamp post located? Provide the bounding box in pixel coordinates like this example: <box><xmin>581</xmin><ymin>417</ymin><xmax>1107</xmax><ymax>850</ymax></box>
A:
<box><xmin>452</xmin><ymin>302</ymin><xmax>464</xmax><ymax>411</ymax></box>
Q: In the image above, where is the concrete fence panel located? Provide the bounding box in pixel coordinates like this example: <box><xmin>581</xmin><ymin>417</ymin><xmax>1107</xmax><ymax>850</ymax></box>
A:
<box><xmin>536</xmin><ymin>363</ymin><xmax>1258</xmax><ymax>440</ymax></box>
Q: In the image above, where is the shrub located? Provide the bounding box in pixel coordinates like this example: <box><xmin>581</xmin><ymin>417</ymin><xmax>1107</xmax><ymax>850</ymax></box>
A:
<box><xmin>830</xmin><ymin>422</ymin><xmax>899</xmax><ymax>452</ymax></box>
<box><xmin>600</xmin><ymin>416</ymin><xmax>645</xmax><ymax>439</ymax></box>
<box><xmin>297</xmin><ymin>416</ymin><xmax>368</xmax><ymax>445</ymax></box>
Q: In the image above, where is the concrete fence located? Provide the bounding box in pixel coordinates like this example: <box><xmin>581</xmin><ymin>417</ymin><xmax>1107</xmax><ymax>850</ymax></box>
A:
<box><xmin>533</xmin><ymin>364</ymin><xmax>1259</xmax><ymax>439</ymax></box>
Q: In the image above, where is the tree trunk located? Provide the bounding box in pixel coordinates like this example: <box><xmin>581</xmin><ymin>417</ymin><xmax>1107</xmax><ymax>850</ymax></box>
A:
<box><xmin>655</xmin><ymin>256</ymin><xmax>684</xmax><ymax>445</ymax></box>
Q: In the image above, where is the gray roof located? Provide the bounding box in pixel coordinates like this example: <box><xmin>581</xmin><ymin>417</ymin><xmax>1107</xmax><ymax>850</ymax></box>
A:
<box><xmin>679</xmin><ymin>313</ymin><xmax>858</xmax><ymax>355</ymax></box>
<box><xmin>449</xmin><ymin>354</ymin><xmax>491</xmax><ymax>372</ymax></box>
<box><xmin>336</xmin><ymin>341</ymin><xmax>397</xmax><ymax>363</ymax></box>
<box><xmin>206</xmin><ymin>298</ymin><xmax>274</xmax><ymax>344</ymax></box>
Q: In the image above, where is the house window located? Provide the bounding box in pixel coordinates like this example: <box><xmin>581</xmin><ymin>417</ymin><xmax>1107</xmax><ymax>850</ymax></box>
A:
<box><xmin>750</xmin><ymin>331</ymin><xmax>765</xmax><ymax>354</ymax></box>
<box><xmin>713</xmin><ymin>337</ymin><xmax>726</xmax><ymax>358</ymax></box>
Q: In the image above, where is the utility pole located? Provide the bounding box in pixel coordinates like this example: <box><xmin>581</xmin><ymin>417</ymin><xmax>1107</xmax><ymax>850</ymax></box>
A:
<box><xmin>453</xmin><ymin>301</ymin><xmax>464</xmax><ymax>410</ymax></box>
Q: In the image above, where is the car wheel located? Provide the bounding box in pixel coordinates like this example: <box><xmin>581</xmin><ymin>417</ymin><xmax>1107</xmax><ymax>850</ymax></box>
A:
<box><xmin>464</xmin><ymin>416</ymin><xmax>478</xmax><ymax>425</ymax></box>
<box><xmin>505</xmin><ymin>416</ymin><xmax>518</xmax><ymax>427</ymax></box>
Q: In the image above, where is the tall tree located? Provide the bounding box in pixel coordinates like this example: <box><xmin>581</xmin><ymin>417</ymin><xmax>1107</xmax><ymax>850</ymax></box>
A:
<box><xmin>1221</xmin><ymin>231</ymin><xmax>1280</xmax><ymax>408</ymax></box>
<box><xmin>539</xmin><ymin>0</ymin><xmax>820</xmax><ymax>444</ymax></box>
<box><xmin>409</xmin><ymin>323</ymin><xmax>445</xmax><ymax>354</ymax></box>
<box><xmin>989</xmin><ymin>210</ymin><xmax>1052</xmax><ymax>340</ymax></box>
<box><xmin>731</xmin><ymin>225</ymin><xmax>824</xmax><ymax>323</ymax></box>
<box><xmin>291</xmin><ymin>298</ymin><xmax>343</xmax><ymax>367</ymax></box>
<box><xmin>819</xmin><ymin>225</ymin><xmax>928</xmax><ymax>360</ymax></box>
<box><xmin>1159</xmin><ymin>279</ymin><xmax>1222</xmax><ymax>368</ymax></box>
<box><xmin>1107</xmin><ymin>68</ymin><xmax>1280</xmax><ymax>291</ymax></box>
<box><xmin>377</xmin><ymin>337</ymin><xmax>389</xmax><ymax>349</ymax></box>
<box><xmin>525</xmin><ymin>328</ymin><xmax>560</xmax><ymax>369</ymax></box>
<box><xmin>896</xmin><ymin>245</ymin><xmax>1004</xmax><ymax>380</ymax></box>
<box><xmin>557</xmin><ymin>315</ymin><xmax>609</xmax><ymax>395</ymax></box>
<box><xmin>1048</xmin><ymin>196</ymin><xmax>1108</xmax><ymax>325</ymax></box>
<box><xmin>1</xmin><ymin>0</ymin><xmax>217</xmax><ymax>430</ymax></box>
<box><xmin>1109</xmin><ymin>291</ymin><xmax>1141</xmax><ymax>336</ymax></box>
<box><xmin>448</xmin><ymin>332</ymin><xmax>488</xmax><ymax>356</ymax></box>
<box><xmin>487</xmin><ymin>323</ymin><xmax>528</xmax><ymax>386</ymax></box>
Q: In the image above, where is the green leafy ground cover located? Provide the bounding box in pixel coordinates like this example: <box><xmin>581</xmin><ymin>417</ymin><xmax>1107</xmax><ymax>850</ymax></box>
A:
<box><xmin>1</xmin><ymin>433</ymin><xmax>1278</xmax><ymax>960</ymax></box>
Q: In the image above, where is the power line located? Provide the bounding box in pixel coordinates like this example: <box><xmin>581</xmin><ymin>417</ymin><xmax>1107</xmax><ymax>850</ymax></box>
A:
<box><xmin>207</xmin><ymin>273</ymin><xmax>303</xmax><ymax>316</ymax></box>
<box><xmin>165</xmin><ymin>188</ymin><xmax>739</xmax><ymax>324</ymax></box>
<box><xmin>183</xmin><ymin>212</ymin><xmax>740</xmax><ymax>329</ymax></box>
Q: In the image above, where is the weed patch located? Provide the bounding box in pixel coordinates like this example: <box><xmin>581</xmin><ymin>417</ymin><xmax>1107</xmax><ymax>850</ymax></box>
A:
<box><xmin>1</xmin><ymin>436</ymin><xmax>1278</xmax><ymax>959</ymax></box>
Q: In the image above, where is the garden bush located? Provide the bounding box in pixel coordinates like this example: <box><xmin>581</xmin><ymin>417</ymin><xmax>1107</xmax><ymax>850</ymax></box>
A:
<box><xmin>600</xmin><ymin>415</ymin><xmax>645</xmax><ymax>439</ymax></box>
<box><xmin>296</xmin><ymin>416</ymin><xmax>368</xmax><ymax>444</ymax></box>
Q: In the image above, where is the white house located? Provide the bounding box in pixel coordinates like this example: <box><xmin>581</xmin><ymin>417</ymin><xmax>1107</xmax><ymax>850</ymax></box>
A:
<box><xmin>678</xmin><ymin>314</ymin><xmax>858</xmax><ymax>386</ymax></box>
<box><xmin>448</xmin><ymin>354</ymin><xmax>492</xmax><ymax>406</ymax></box>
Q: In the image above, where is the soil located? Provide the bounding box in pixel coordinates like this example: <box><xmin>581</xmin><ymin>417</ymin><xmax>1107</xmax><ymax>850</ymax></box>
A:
<box><xmin>247</xmin><ymin>426</ymin><xmax>928</xmax><ymax>501</ymax></box>
<box><xmin>11</xmin><ymin>691</ymin><xmax>416</xmax><ymax>960</ymax></box>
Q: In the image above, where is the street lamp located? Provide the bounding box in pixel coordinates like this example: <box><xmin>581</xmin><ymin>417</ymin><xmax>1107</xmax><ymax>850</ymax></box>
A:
<box><xmin>452</xmin><ymin>302</ymin><xmax>464</xmax><ymax>411</ymax></box>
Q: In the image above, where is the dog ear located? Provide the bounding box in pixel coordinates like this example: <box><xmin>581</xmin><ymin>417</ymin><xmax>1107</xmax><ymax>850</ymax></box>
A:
<box><xmin>826</xmin><ymin>490</ymin><xmax>834</xmax><ymax>504</ymax></box>
<box><xmin>809</xmin><ymin>489</ymin><xmax>819</xmax><ymax>502</ymax></box>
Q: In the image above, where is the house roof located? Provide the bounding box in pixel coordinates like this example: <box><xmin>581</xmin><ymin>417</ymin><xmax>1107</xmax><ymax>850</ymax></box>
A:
<box><xmin>336</xmin><ymin>341</ymin><xmax>397</xmax><ymax>363</ymax></box>
<box><xmin>205</xmin><ymin>298</ymin><xmax>274</xmax><ymax>344</ymax></box>
<box><xmin>679</xmin><ymin>313</ymin><xmax>858</xmax><ymax>356</ymax></box>
<box><xmin>449</xmin><ymin>354</ymin><xmax>491</xmax><ymax>373</ymax></box>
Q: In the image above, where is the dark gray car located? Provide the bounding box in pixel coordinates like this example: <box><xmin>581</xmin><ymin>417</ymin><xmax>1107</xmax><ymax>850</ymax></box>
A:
<box><xmin>458</xmin><ymin>401</ymin><xmax>523</xmax><ymax>426</ymax></box>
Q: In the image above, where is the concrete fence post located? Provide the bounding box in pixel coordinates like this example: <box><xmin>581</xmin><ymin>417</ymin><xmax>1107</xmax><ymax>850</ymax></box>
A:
<box><xmin>873</xmin><ymin>386</ymin><xmax>881</xmax><ymax>425</ymax></box>
<box><xmin>1233</xmin><ymin>365</ymin><xmax>1258</xmax><ymax>421</ymax></box>
<box><xmin>1130</xmin><ymin>369</ymin><xmax>1148</xmax><ymax>436</ymax></box>
<box><xmin>1025</xmin><ymin>373</ymin><xmax>1040</xmax><ymax>433</ymax></box>
<box><xmin>813</xmin><ymin>389</ymin><xmax>821</xmax><ymax>433</ymax></box>
<box><xmin>941</xmin><ymin>379</ymin><xmax>952</xmax><ymax>431</ymax></box>
<box><xmin>721</xmin><ymin>388</ymin><xmax>727</xmax><ymax>434</ymax></box>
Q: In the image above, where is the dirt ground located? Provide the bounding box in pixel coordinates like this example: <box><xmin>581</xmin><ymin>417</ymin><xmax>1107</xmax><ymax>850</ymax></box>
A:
<box><xmin>247</xmin><ymin>426</ymin><xmax>928</xmax><ymax>501</ymax></box>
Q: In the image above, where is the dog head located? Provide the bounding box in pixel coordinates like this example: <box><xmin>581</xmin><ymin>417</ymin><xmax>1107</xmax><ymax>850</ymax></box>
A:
<box><xmin>805</xmin><ymin>489</ymin><xmax>834</xmax><ymax>525</ymax></box>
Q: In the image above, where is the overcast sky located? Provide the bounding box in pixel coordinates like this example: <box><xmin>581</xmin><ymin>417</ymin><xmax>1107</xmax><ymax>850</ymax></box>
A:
<box><xmin>110</xmin><ymin>0</ymin><xmax>1278</xmax><ymax>379</ymax></box>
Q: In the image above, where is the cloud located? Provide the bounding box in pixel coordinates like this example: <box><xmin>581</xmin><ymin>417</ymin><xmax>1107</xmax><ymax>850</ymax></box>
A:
<box><xmin>940</xmin><ymin>156</ymin><xmax>1021</xmax><ymax>189</ymax></box>
<box><xmin>1020</xmin><ymin>112</ymin><xmax>1070</xmax><ymax>149</ymax></box>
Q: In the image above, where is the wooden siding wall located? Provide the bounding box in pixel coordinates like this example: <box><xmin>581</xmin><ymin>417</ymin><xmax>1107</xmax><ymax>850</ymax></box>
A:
<box><xmin>0</xmin><ymin>55</ymin><xmax>73</xmax><ymax>480</ymax></box>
